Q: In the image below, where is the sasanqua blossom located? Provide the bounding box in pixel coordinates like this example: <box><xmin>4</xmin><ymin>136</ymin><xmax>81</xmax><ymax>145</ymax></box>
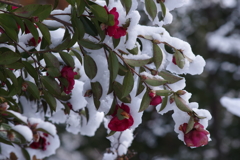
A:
<box><xmin>179</xmin><ymin>122</ymin><xmax>209</xmax><ymax>147</ymax></box>
<box><xmin>108</xmin><ymin>103</ymin><xmax>134</xmax><ymax>131</ymax></box>
<box><xmin>104</xmin><ymin>6</ymin><xmax>127</xmax><ymax>39</ymax></box>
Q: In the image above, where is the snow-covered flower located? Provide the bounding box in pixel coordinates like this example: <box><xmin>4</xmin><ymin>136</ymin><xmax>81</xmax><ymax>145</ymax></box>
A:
<box><xmin>108</xmin><ymin>103</ymin><xmax>134</xmax><ymax>131</ymax></box>
<box><xmin>179</xmin><ymin>122</ymin><xmax>209</xmax><ymax>147</ymax></box>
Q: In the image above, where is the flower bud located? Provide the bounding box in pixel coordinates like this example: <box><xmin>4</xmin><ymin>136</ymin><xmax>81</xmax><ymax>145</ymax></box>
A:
<box><xmin>172</xmin><ymin>56</ymin><xmax>177</xmax><ymax>65</ymax></box>
<box><xmin>149</xmin><ymin>90</ymin><xmax>156</xmax><ymax>98</ymax></box>
<box><xmin>150</xmin><ymin>95</ymin><xmax>162</xmax><ymax>105</ymax></box>
<box><xmin>22</xmin><ymin>82</ymin><xmax>28</xmax><ymax>91</ymax></box>
<box><xmin>176</xmin><ymin>90</ymin><xmax>186</xmax><ymax>95</ymax></box>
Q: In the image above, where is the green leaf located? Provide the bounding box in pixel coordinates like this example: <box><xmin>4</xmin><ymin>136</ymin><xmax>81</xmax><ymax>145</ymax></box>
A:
<box><xmin>155</xmin><ymin>90</ymin><xmax>172</xmax><ymax>96</ymax></box>
<box><xmin>23</xmin><ymin>19</ymin><xmax>39</xmax><ymax>43</ymax></box>
<box><xmin>153</xmin><ymin>43</ymin><xmax>163</xmax><ymax>69</ymax></box>
<box><xmin>159</xmin><ymin>2</ymin><xmax>166</xmax><ymax>18</ymax></box>
<box><xmin>174</xmin><ymin>50</ymin><xmax>185</xmax><ymax>69</ymax></box>
<box><xmin>66</xmin><ymin>0</ymin><xmax>74</xmax><ymax>5</ymax></box>
<box><xmin>159</xmin><ymin>95</ymin><xmax>168</xmax><ymax>112</ymax></box>
<box><xmin>91</xmin><ymin>81</ymin><xmax>102</xmax><ymax>110</ymax></box>
<box><xmin>4</xmin><ymin>69</ymin><xmax>18</xmax><ymax>89</ymax></box>
<box><xmin>108</xmin><ymin>50</ymin><xmax>119</xmax><ymax>84</ymax></box>
<box><xmin>144</xmin><ymin>77</ymin><xmax>167</xmax><ymax>86</ymax></box>
<box><xmin>113</xmin><ymin>37</ymin><xmax>120</xmax><ymax>48</ymax></box>
<box><xmin>107</xmin><ymin>14</ymin><xmax>115</xmax><ymax>26</ymax></box>
<box><xmin>80</xmin><ymin>16</ymin><xmax>98</xmax><ymax>36</ymax></box>
<box><xmin>22</xmin><ymin>148</ymin><xmax>31</xmax><ymax>160</ymax></box>
<box><xmin>158</xmin><ymin>70</ymin><xmax>183</xmax><ymax>84</ymax></box>
<box><xmin>0</xmin><ymin>14</ymin><xmax>18</xmax><ymax>41</ymax></box>
<box><xmin>22</xmin><ymin>61</ymin><xmax>38</xmax><ymax>81</ymax></box>
<box><xmin>106</xmin><ymin>130</ymin><xmax>116</xmax><ymax>137</ymax></box>
<box><xmin>53</xmin><ymin>0</ymin><xmax>59</xmax><ymax>10</ymax></box>
<box><xmin>113</xmin><ymin>81</ymin><xmax>131</xmax><ymax>103</ymax></box>
<box><xmin>139</xmin><ymin>90</ymin><xmax>151</xmax><ymax>112</ymax></box>
<box><xmin>92</xmin><ymin>17</ymin><xmax>105</xmax><ymax>41</ymax></box>
<box><xmin>90</xmin><ymin>5</ymin><xmax>108</xmax><ymax>23</ymax></box>
<box><xmin>77</xmin><ymin>0</ymin><xmax>86</xmax><ymax>15</ymax></box>
<box><xmin>0</xmin><ymin>51</ymin><xmax>21</xmax><ymax>65</ymax></box>
<box><xmin>78</xmin><ymin>39</ymin><xmax>103</xmax><ymax>50</ymax></box>
<box><xmin>121</xmin><ymin>0</ymin><xmax>132</xmax><ymax>14</ymax></box>
<box><xmin>136</xmin><ymin>78</ymin><xmax>145</xmax><ymax>96</ymax></box>
<box><xmin>35</xmin><ymin>5</ymin><xmax>52</xmax><ymax>21</ymax></box>
<box><xmin>43</xmin><ymin>90</ymin><xmax>56</xmax><ymax>111</ymax></box>
<box><xmin>145</xmin><ymin>0</ymin><xmax>157</xmax><ymax>20</ymax></box>
<box><xmin>47</xmin><ymin>67</ymin><xmax>61</xmax><ymax>77</ymax></box>
<box><xmin>41</xmin><ymin>76</ymin><xmax>61</xmax><ymax>96</ymax></box>
<box><xmin>186</xmin><ymin>116</ymin><xmax>195</xmax><ymax>134</ymax></box>
<box><xmin>124</xmin><ymin>58</ymin><xmax>152</xmax><ymax>67</ymax></box>
<box><xmin>107</xmin><ymin>96</ymin><xmax>117</xmax><ymax>115</ymax></box>
<box><xmin>71</xmin><ymin>48</ymin><xmax>82</xmax><ymax>64</ymax></box>
<box><xmin>122</xmin><ymin>71</ymin><xmax>134</xmax><ymax>98</ymax></box>
<box><xmin>71</xmin><ymin>10</ymin><xmax>85</xmax><ymax>40</ymax></box>
<box><xmin>5</xmin><ymin>62</ymin><xmax>24</xmax><ymax>69</ymax></box>
<box><xmin>25</xmin><ymin>81</ymin><xmax>40</xmax><ymax>99</ymax></box>
<box><xmin>13</xmin><ymin>4</ymin><xmax>39</xmax><ymax>17</ymax></box>
<box><xmin>174</xmin><ymin>94</ymin><xmax>192</xmax><ymax>112</ymax></box>
<box><xmin>118</xmin><ymin>62</ymin><xmax>128</xmax><ymax>76</ymax></box>
<box><xmin>127</xmin><ymin>46</ymin><xmax>138</xmax><ymax>55</ymax></box>
<box><xmin>164</xmin><ymin>44</ymin><xmax>174</xmax><ymax>54</ymax></box>
<box><xmin>36</xmin><ymin>22</ymin><xmax>51</xmax><ymax>44</ymax></box>
<box><xmin>43</xmin><ymin>52</ymin><xmax>60</xmax><ymax>68</ymax></box>
<box><xmin>84</xmin><ymin>55</ymin><xmax>97</xmax><ymax>79</ymax></box>
<box><xmin>59</xmin><ymin>51</ymin><xmax>75</xmax><ymax>68</ymax></box>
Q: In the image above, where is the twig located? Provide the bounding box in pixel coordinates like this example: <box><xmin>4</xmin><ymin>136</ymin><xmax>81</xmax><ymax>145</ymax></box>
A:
<box><xmin>0</xmin><ymin>0</ymin><xmax>23</xmax><ymax>7</ymax></box>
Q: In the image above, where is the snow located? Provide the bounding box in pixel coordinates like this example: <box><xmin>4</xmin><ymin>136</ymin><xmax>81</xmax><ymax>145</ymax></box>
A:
<box><xmin>11</xmin><ymin>125</ymin><xmax>33</xmax><ymax>142</ymax></box>
<box><xmin>221</xmin><ymin>97</ymin><xmax>240</xmax><ymax>117</ymax></box>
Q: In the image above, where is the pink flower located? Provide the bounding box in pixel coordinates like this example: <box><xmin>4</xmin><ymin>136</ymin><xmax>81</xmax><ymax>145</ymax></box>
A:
<box><xmin>29</xmin><ymin>133</ymin><xmax>50</xmax><ymax>151</ymax></box>
<box><xmin>60</xmin><ymin>66</ymin><xmax>77</xmax><ymax>94</ymax></box>
<box><xmin>108</xmin><ymin>103</ymin><xmax>134</xmax><ymax>131</ymax></box>
<box><xmin>179</xmin><ymin>122</ymin><xmax>209</xmax><ymax>147</ymax></box>
<box><xmin>104</xmin><ymin>6</ymin><xmax>127</xmax><ymax>39</ymax></box>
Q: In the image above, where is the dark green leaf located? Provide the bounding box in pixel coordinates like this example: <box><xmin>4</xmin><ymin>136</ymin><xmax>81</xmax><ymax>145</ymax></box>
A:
<box><xmin>139</xmin><ymin>90</ymin><xmax>151</xmax><ymax>112</ymax></box>
<box><xmin>113</xmin><ymin>37</ymin><xmax>120</xmax><ymax>48</ymax></box>
<box><xmin>122</xmin><ymin>71</ymin><xmax>134</xmax><ymax>98</ymax></box>
<box><xmin>107</xmin><ymin>96</ymin><xmax>117</xmax><ymax>115</ymax></box>
<box><xmin>78</xmin><ymin>39</ymin><xmax>103</xmax><ymax>50</ymax></box>
<box><xmin>41</xmin><ymin>76</ymin><xmax>61</xmax><ymax>96</ymax></box>
<box><xmin>36</xmin><ymin>22</ymin><xmax>51</xmax><ymax>44</ymax></box>
<box><xmin>53</xmin><ymin>0</ymin><xmax>59</xmax><ymax>10</ymax></box>
<box><xmin>108</xmin><ymin>50</ymin><xmax>119</xmax><ymax>84</ymax></box>
<box><xmin>4</xmin><ymin>69</ymin><xmax>18</xmax><ymax>89</ymax></box>
<box><xmin>43</xmin><ymin>52</ymin><xmax>60</xmax><ymax>68</ymax></box>
<box><xmin>113</xmin><ymin>81</ymin><xmax>131</xmax><ymax>103</ymax></box>
<box><xmin>91</xmin><ymin>82</ymin><xmax>102</xmax><ymax>110</ymax></box>
<box><xmin>25</xmin><ymin>81</ymin><xmax>40</xmax><ymax>99</ymax></box>
<box><xmin>5</xmin><ymin>62</ymin><xmax>24</xmax><ymax>69</ymax></box>
<box><xmin>0</xmin><ymin>14</ymin><xmax>18</xmax><ymax>41</ymax></box>
<box><xmin>43</xmin><ymin>90</ymin><xmax>56</xmax><ymax>111</ymax></box>
<box><xmin>71</xmin><ymin>48</ymin><xmax>82</xmax><ymax>64</ymax></box>
<box><xmin>0</xmin><ymin>51</ymin><xmax>21</xmax><ymax>65</ymax></box>
<box><xmin>22</xmin><ymin>61</ymin><xmax>38</xmax><ymax>81</ymax></box>
<box><xmin>153</xmin><ymin>43</ymin><xmax>163</xmax><ymax>69</ymax></box>
<box><xmin>77</xmin><ymin>0</ymin><xmax>85</xmax><ymax>16</ymax></box>
<box><xmin>118</xmin><ymin>62</ymin><xmax>128</xmax><ymax>76</ymax></box>
<box><xmin>80</xmin><ymin>16</ymin><xmax>98</xmax><ymax>36</ymax></box>
<box><xmin>22</xmin><ymin>148</ymin><xmax>31</xmax><ymax>160</ymax></box>
<box><xmin>164</xmin><ymin>44</ymin><xmax>174</xmax><ymax>54</ymax></box>
<box><xmin>145</xmin><ymin>0</ymin><xmax>157</xmax><ymax>20</ymax></box>
<box><xmin>59</xmin><ymin>51</ymin><xmax>75</xmax><ymax>68</ymax></box>
<box><xmin>47</xmin><ymin>67</ymin><xmax>61</xmax><ymax>77</ymax></box>
<box><xmin>92</xmin><ymin>18</ymin><xmax>105</xmax><ymax>41</ymax></box>
<box><xmin>121</xmin><ymin>0</ymin><xmax>132</xmax><ymax>14</ymax></box>
<box><xmin>23</xmin><ymin>19</ymin><xmax>39</xmax><ymax>43</ymax></box>
<box><xmin>90</xmin><ymin>5</ymin><xmax>108</xmax><ymax>23</ymax></box>
<box><xmin>84</xmin><ymin>55</ymin><xmax>97</xmax><ymax>79</ymax></box>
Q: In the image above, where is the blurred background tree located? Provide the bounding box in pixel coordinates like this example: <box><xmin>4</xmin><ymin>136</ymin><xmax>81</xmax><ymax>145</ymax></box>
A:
<box><xmin>9</xmin><ymin>0</ymin><xmax>240</xmax><ymax>160</ymax></box>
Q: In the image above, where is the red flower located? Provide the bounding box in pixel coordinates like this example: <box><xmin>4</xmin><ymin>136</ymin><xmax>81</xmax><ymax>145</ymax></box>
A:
<box><xmin>179</xmin><ymin>122</ymin><xmax>209</xmax><ymax>147</ymax></box>
<box><xmin>104</xmin><ymin>6</ymin><xmax>127</xmax><ymax>39</ymax></box>
<box><xmin>28</xmin><ymin>37</ymin><xmax>42</xmax><ymax>46</ymax></box>
<box><xmin>149</xmin><ymin>91</ymin><xmax>162</xmax><ymax>106</ymax></box>
<box><xmin>108</xmin><ymin>103</ymin><xmax>134</xmax><ymax>131</ymax></box>
<box><xmin>172</xmin><ymin>56</ymin><xmax>177</xmax><ymax>65</ymax></box>
<box><xmin>30</xmin><ymin>133</ymin><xmax>50</xmax><ymax>151</ymax></box>
<box><xmin>60</xmin><ymin>66</ymin><xmax>77</xmax><ymax>94</ymax></box>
